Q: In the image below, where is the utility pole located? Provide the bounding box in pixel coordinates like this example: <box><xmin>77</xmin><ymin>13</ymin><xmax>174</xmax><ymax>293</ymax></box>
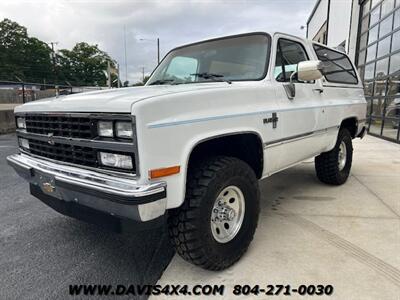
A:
<box><xmin>48</xmin><ymin>41</ymin><xmax>58</xmax><ymax>84</ymax></box>
<box><xmin>141</xmin><ymin>67</ymin><xmax>145</xmax><ymax>82</ymax></box>
<box><xmin>107</xmin><ymin>61</ymin><xmax>111</xmax><ymax>88</ymax></box>
<box><xmin>124</xmin><ymin>26</ymin><xmax>128</xmax><ymax>84</ymax></box>
<box><xmin>117</xmin><ymin>63</ymin><xmax>121</xmax><ymax>88</ymax></box>
<box><xmin>139</xmin><ymin>37</ymin><xmax>160</xmax><ymax>65</ymax></box>
<box><xmin>157</xmin><ymin>38</ymin><xmax>160</xmax><ymax>64</ymax></box>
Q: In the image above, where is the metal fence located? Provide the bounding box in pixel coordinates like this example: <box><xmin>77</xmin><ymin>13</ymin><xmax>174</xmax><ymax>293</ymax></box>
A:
<box><xmin>0</xmin><ymin>81</ymin><xmax>105</xmax><ymax>104</ymax></box>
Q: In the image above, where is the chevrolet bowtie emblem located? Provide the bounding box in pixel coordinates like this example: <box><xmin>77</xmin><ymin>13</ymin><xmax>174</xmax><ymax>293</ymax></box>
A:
<box><xmin>42</xmin><ymin>182</ymin><xmax>55</xmax><ymax>193</ymax></box>
<box><xmin>47</xmin><ymin>133</ymin><xmax>55</xmax><ymax>145</ymax></box>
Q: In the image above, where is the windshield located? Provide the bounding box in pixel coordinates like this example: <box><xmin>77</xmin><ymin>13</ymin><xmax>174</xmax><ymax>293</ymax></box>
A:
<box><xmin>146</xmin><ymin>33</ymin><xmax>270</xmax><ymax>85</ymax></box>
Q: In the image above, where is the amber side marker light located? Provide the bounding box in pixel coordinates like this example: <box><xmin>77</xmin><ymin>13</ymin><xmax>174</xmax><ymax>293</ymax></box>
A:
<box><xmin>149</xmin><ymin>166</ymin><xmax>180</xmax><ymax>179</ymax></box>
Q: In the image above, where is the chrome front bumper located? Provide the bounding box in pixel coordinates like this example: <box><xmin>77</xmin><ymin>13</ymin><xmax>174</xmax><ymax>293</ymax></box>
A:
<box><xmin>7</xmin><ymin>153</ymin><xmax>167</xmax><ymax>223</ymax></box>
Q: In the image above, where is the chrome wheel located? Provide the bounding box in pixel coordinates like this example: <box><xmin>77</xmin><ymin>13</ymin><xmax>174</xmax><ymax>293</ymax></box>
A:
<box><xmin>338</xmin><ymin>141</ymin><xmax>347</xmax><ymax>171</ymax></box>
<box><xmin>211</xmin><ymin>185</ymin><xmax>245</xmax><ymax>243</ymax></box>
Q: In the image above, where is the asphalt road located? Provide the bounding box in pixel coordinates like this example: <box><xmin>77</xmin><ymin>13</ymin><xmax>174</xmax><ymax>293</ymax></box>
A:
<box><xmin>0</xmin><ymin>133</ymin><xmax>175</xmax><ymax>299</ymax></box>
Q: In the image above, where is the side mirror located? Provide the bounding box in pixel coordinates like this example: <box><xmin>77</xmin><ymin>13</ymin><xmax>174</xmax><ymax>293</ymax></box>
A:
<box><xmin>297</xmin><ymin>60</ymin><xmax>324</xmax><ymax>82</ymax></box>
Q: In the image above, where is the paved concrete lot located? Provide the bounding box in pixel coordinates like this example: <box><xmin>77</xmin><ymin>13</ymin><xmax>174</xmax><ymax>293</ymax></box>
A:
<box><xmin>0</xmin><ymin>134</ymin><xmax>174</xmax><ymax>300</ymax></box>
<box><xmin>1</xmin><ymin>133</ymin><xmax>399</xmax><ymax>300</ymax></box>
<box><xmin>157</xmin><ymin>135</ymin><xmax>400</xmax><ymax>300</ymax></box>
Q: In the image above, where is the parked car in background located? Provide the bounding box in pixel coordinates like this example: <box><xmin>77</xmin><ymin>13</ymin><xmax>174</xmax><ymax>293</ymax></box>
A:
<box><xmin>386</xmin><ymin>98</ymin><xmax>400</xmax><ymax>128</ymax></box>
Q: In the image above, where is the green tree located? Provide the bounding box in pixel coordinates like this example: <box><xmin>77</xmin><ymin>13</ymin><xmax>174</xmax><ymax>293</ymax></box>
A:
<box><xmin>25</xmin><ymin>37</ymin><xmax>54</xmax><ymax>82</ymax></box>
<box><xmin>58</xmin><ymin>42</ymin><xmax>115</xmax><ymax>86</ymax></box>
<box><xmin>132</xmin><ymin>75</ymin><xmax>150</xmax><ymax>86</ymax></box>
<box><xmin>0</xmin><ymin>18</ymin><xmax>53</xmax><ymax>82</ymax></box>
<box><xmin>143</xmin><ymin>75</ymin><xmax>150</xmax><ymax>84</ymax></box>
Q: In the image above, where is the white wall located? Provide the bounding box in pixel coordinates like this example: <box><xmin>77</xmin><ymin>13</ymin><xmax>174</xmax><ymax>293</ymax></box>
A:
<box><xmin>347</xmin><ymin>0</ymin><xmax>361</xmax><ymax>62</ymax></box>
<box><xmin>308</xmin><ymin>0</ymin><xmax>329</xmax><ymax>40</ymax></box>
<box><xmin>327</xmin><ymin>0</ymin><xmax>353</xmax><ymax>48</ymax></box>
<box><xmin>308</xmin><ymin>0</ymin><xmax>359</xmax><ymax>60</ymax></box>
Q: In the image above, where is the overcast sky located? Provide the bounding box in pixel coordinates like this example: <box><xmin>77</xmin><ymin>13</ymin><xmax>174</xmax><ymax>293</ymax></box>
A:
<box><xmin>0</xmin><ymin>0</ymin><xmax>315</xmax><ymax>84</ymax></box>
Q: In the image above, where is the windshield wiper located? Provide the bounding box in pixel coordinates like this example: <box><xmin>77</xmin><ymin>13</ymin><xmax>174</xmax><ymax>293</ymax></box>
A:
<box><xmin>148</xmin><ymin>79</ymin><xmax>175</xmax><ymax>85</ymax></box>
<box><xmin>190</xmin><ymin>73</ymin><xmax>232</xmax><ymax>84</ymax></box>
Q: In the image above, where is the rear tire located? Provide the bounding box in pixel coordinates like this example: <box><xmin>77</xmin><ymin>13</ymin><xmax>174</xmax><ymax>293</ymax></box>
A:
<box><xmin>168</xmin><ymin>156</ymin><xmax>260</xmax><ymax>271</ymax></box>
<box><xmin>315</xmin><ymin>128</ymin><xmax>353</xmax><ymax>185</ymax></box>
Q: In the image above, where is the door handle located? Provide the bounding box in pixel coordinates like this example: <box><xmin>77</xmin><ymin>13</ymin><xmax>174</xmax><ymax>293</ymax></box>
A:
<box><xmin>313</xmin><ymin>88</ymin><xmax>324</xmax><ymax>93</ymax></box>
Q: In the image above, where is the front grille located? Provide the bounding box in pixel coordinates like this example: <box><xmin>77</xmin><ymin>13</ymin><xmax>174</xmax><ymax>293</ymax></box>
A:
<box><xmin>25</xmin><ymin>115</ymin><xmax>94</xmax><ymax>139</ymax></box>
<box><xmin>18</xmin><ymin>113</ymin><xmax>136</xmax><ymax>174</ymax></box>
<box><xmin>28</xmin><ymin>139</ymin><xmax>98</xmax><ymax>167</ymax></box>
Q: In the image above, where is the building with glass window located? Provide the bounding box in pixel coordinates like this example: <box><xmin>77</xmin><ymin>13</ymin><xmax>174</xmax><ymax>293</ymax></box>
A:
<box><xmin>307</xmin><ymin>0</ymin><xmax>400</xmax><ymax>143</ymax></box>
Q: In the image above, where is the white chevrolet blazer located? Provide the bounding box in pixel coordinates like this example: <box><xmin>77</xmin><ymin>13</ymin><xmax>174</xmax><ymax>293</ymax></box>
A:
<box><xmin>8</xmin><ymin>32</ymin><xmax>367</xmax><ymax>270</ymax></box>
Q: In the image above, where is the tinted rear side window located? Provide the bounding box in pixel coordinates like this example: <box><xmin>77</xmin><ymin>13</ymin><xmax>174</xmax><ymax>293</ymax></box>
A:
<box><xmin>313</xmin><ymin>44</ymin><xmax>358</xmax><ymax>84</ymax></box>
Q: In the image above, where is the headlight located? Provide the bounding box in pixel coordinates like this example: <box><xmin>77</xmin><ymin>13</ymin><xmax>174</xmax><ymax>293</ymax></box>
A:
<box><xmin>116</xmin><ymin>121</ymin><xmax>133</xmax><ymax>138</ymax></box>
<box><xmin>98</xmin><ymin>121</ymin><xmax>113</xmax><ymax>137</ymax></box>
<box><xmin>17</xmin><ymin>117</ymin><xmax>26</xmax><ymax>129</ymax></box>
<box><xmin>99</xmin><ymin>152</ymin><xmax>133</xmax><ymax>169</ymax></box>
<box><xmin>18</xmin><ymin>138</ymin><xmax>29</xmax><ymax>149</ymax></box>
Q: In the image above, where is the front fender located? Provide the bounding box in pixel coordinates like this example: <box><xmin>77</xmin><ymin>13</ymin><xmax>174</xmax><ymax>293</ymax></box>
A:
<box><xmin>131</xmin><ymin>82</ymin><xmax>276</xmax><ymax>209</ymax></box>
<box><xmin>172</xmin><ymin>127</ymin><xmax>264</xmax><ymax>209</ymax></box>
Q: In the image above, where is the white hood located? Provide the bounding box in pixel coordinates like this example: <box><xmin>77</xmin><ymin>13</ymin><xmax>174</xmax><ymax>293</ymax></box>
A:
<box><xmin>14</xmin><ymin>83</ymin><xmax>228</xmax><ymax>113</ymax></box>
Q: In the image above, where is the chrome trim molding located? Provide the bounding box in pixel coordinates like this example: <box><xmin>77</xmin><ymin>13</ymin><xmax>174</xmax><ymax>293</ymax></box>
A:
<box><xmin>15</xmin><ymin>112</ymin><xmax>139</xmax><ymax>176</ymax></box>
<box><xmin>19</xmin><ymin>149</ymin><xmax>137</xmax><ymax>179</ymax></box>
<box><xmin>17</xmin><ymin>130</ymin><xmax>135</xmax><ymax>153</ymax></box>
<box><xmin>7</xmin><ymin>153</ymin><xmax>165</xmax><ymax>199</ymax></box>
<box><xmin>14</xmin><ymin>112</ymin><xmax>132</xmax><ymax>120</ymax></box>
<box><xmin>264</xmin><ymin>126</ymin><xmax>339</xmax><ymax>149</ymax></box>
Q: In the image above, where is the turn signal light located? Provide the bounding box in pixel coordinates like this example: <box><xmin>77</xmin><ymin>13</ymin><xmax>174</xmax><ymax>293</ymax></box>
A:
<box><xmin>149</xmin><ymin>166</ymin><xmax>180</xmax><ymax>179</ymax></box>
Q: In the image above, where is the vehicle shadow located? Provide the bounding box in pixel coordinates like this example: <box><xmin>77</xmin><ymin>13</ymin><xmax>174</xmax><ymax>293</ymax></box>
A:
<box><xmin>1</xmin><ymin>208</ymin><xmax>175</xmax><ymax>300</ymax></box>
<box><xmin>57</xmin><ymin>217</ymin><xmax>176</xmax><ymax>299</ymax></box>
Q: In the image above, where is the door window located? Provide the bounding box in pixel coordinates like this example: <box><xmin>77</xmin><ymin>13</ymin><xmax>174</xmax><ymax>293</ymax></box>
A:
<box><xmin>274</xmin><ymin>39</ymin><xmax>309</xmax><ymax>82</ymax></box>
